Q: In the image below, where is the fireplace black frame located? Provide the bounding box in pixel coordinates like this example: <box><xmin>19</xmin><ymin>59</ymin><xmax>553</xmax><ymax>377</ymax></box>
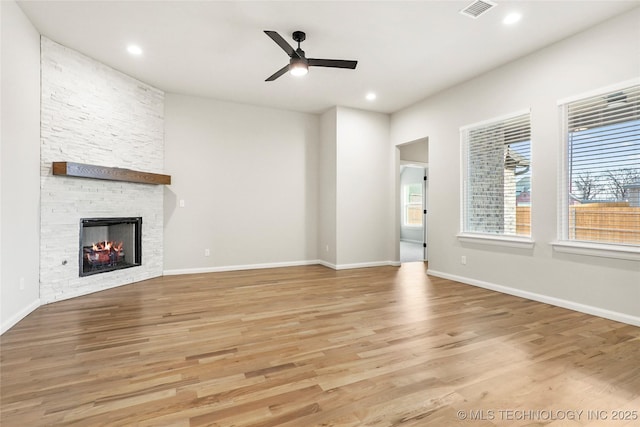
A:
<box><xmin>79</xmin><ymin>217</ymin><xmax>142</xmax><ymax>277</ymax></box>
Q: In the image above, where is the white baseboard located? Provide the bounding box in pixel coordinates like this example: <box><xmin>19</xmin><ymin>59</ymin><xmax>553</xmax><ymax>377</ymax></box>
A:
<box><xmin>316</xmin><ymin>260</ymin><xmax>337</xmax><ymax>269</ymax></box>
<box><xmin>319</xmin><ymin>260</ymin><xmax>400</xmax><ymax>270</ymax></box>
<box><xmin>165</xmin><ymin>259</ymin><xmax>401</xmax><ymax>275</ymax></box>
<box><xmin>163</xmin><ymin>259</ymin><xmax>322</xmax><ymax>276</ymax></box>
<box><xmin>426</xmin><ymin>269</ymin><xmax>640</xmax><ymax>327</ymax></box>
<box><xmin>1</xmin><ymin>298</ymin><xmax>41</xmax><ymax>335</ymax></box>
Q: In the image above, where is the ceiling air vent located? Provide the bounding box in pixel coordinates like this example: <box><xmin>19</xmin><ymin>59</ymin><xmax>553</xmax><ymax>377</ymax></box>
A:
<box><xmin>459</xmin><ymin>0</ymin><xmax>497</xmax><ymax>19</ymax></box>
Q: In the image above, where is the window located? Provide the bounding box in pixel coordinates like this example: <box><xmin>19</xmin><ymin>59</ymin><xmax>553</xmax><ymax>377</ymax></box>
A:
<box><xmin>461</xmin><ymin>111</ymin><xmax>531</xmax><ymax>238</ymax></box>
<box><xmin>403</xmin><ymin>183</ymin><xmax>423</xmax><ymax>227</ymax></box>
<box><xmin>560</xmin><ymin>83</ymin><xmax>640</xmax><ymax>247</ymax></box>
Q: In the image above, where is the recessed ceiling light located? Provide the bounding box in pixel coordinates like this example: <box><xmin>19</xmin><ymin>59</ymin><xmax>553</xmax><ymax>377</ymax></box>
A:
<box><xmin>366</xmin><ymin>92</ymin><xmax>377</xmax><ymax>101</ymax></box>
<box><xmin>503</xmin><ymin>12</ymin><xmax>522</xmax><ymax>25</ymax></box>
<box><xmin>127</xmin><ymin>45</ymin><xmax>143</xmax><ymax>55</ymax></box>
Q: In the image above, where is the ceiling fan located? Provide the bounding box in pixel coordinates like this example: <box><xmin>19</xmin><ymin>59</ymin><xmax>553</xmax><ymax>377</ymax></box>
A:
<box><xmin>264</xmin><ymin>30</ymin><xmax>358</xmax><ymax>81</ymax></box>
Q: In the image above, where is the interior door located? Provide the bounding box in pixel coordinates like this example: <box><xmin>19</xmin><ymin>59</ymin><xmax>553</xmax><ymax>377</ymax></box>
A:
<box><xmin>423</xmin><ymin>168</ymin><xmax>428</xmax><ymax>261</ymax></box>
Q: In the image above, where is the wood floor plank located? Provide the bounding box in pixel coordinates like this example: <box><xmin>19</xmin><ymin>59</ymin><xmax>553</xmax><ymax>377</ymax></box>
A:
<box><xmin>1</xmin><ymin>263</ymin><xmax>639</xmax><ymax>426</ymax></box>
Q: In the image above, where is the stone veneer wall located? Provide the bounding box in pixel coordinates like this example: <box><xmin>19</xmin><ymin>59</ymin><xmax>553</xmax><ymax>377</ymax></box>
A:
<box><xmin>40</xmin><ymin>37</ymin><xmax>165</xmax><ymax>303</ymax></box>
<box><xmin>467</xmin><ymin>126</ymin><xmax>505</xmax><ymax>234</ymax></box>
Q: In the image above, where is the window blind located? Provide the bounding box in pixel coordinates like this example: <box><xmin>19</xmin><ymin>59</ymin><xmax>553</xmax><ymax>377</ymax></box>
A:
<box><xmin>561</xmin><ymin>84</ymin><xmax>640</xmax><ymax>246</ymax></box>
<box><xmin>461</xmin><ymin>112</ymin><xmax>532</xmax><ymax>236</ymax></box>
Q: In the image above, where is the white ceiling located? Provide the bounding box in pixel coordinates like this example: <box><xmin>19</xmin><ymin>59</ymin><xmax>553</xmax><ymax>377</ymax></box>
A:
<box><xmin>17</xmin><ymin>1</ymin><xmax>640</xmax><ymax>114</ymax></box>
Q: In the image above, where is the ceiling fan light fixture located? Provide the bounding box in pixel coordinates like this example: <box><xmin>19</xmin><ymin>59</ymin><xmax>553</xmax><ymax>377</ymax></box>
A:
<box><xmin>289</xmin><ymin>58</ymin><xmax>308</xmax><ymax>77</ymax></box>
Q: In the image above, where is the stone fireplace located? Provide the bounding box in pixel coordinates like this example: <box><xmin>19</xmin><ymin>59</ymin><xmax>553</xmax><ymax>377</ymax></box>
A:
<box><xmin>39</xmin><ymin>37</ymin><xmax>166</xmax><ymax>303</ymax></box>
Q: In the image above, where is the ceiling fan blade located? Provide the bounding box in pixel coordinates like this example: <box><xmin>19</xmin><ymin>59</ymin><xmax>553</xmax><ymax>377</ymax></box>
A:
<box><xmin>308</xmin><ymin>59</ymin><xmax>358</xmax><ymax>69</ymax></box>
<box><xmin>264</xmin><ymin>30</ymin><xmax>300</xmax><ymax>58</ymax></box>
<box><xmin>265</xmin><ymin>64</ymin><xmax>289</xmax><ymax>82</ymax></box>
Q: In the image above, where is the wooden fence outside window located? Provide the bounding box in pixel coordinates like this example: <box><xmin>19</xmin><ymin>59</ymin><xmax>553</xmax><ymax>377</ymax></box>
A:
<box><xmin>514</xmin><ymin>203</ymin><xmax>640</xmax><ymax>244</ymax></box>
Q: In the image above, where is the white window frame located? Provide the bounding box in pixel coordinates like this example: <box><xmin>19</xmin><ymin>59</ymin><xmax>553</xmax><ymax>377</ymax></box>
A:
<box><xmin>403</xmin><ymin>183</ymin><xmax>423</xmax><ymax>228</ymax></box>
<box><xmin>458</xmin><ymin>109</ymin><xmax>534</xmax><ymax>249</ymax></box>
<box><xmin>552</xmin><ymin>78</ymin><xmax>640</xmax><ymax>261</ymax></box>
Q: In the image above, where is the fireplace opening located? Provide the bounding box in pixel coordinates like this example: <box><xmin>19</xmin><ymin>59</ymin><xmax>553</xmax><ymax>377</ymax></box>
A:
<box><xmin>80</xmin><ymin>217</ymin><xmax>142</xmax><ymax>277</ymax></box>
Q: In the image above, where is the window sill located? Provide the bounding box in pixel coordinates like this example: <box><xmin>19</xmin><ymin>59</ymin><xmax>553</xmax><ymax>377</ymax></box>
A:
<box><xmin>457</xmin><ymin>233</ymin><xmax>535</xmax><ymax>249</ymax></box>
<box><xmin>551</xmin><ymin>241</ymin><xmax>640</xmax><ymax>261</ymax></box>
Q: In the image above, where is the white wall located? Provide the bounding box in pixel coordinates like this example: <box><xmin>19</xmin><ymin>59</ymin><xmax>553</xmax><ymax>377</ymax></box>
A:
<box><xmin>335</xmin><ymin>107</ymin><xmax>394</xmax><ymax>267</ymax></box>
<box><xmin>318</xmin><ymin>108</ymin><xmax>337</xmax><ymax>265</ymax></box>
<box><xmin>163</xmin><ymin>94</ymin><xmax>319</xmax><ymax>273</ymax></box>
<box><xmin>1</xmin><ymin>0</ymin><xmax>42</xmax><ymax>333</ymax></box>
<box><xmin>391</xmin><ymin>9</ymin><xmax>640</xmax><ymax>323</ymax></box>
<box><xmin>399</xmin><ymin>138</ymin><xmax>428</xmax><ymax>164</ymax></box>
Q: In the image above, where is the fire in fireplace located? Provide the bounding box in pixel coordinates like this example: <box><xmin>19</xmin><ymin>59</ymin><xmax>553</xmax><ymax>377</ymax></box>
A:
<box><xmin>80</xmin><ymin>217</ymin><xmax>142</xmax><ymax>276</ymax></box>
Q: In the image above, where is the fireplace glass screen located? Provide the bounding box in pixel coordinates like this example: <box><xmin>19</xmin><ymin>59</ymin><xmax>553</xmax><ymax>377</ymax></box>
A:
<box><xmin>80</xmin><ymin>217</ymin><xmax>142</xmax><ymax>276</ymax></box>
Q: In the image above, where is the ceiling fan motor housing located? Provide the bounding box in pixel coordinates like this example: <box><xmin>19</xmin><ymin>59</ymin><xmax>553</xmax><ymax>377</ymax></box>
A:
<box><xmin>290</xmin><ymin>56</ymin><xmax>308</xmax><ymax>67</ymax></box>
<box><xmin>292</xmin><ymin>31</ymin><xmax>306</xmax><ymax>43</ymax></box>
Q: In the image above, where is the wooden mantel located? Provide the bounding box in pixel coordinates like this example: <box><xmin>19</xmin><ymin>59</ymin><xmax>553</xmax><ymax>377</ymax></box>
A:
<box><xmin>52</xmin><ymin>162</ymin><xmax>171</xmax><ymax>185</ymax></box>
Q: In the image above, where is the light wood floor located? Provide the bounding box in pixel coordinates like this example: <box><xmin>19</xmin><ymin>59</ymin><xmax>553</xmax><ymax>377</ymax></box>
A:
<box><xmin>1</xmin><ymin>263</ymin><xmax>639</xmax><ymax>426</ymax></box>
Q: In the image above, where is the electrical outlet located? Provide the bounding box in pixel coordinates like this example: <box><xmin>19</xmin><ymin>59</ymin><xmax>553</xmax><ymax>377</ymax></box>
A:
<box><xmin>204</xmin><ymin>248</ymin><xmax>210</xmax><ymax>257</ymax></box>
<box><xmin>325</xmin><ymin>245</ymin><xmax>329</xmax><ymax>252</ymax></box>
<box><xmin>461</xmin><ymin>256</ymin><xmax>467</xmax><ymax>265</ymax></box>
<box><xmin>19</xmin><ymin>277</ymin><xmax>25</xmax><ymax>290</ymax></box>
<box><xmin>179</xmin><ymin>200</ymin><xmax>185</xmax><ymax>208</ymax></box>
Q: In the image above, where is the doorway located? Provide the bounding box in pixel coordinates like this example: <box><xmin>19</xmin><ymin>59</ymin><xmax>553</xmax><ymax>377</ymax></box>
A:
<box><xmin>400</xmin><ymin>165</ymin><xmax>427</xmax><ymax>262</ymax></box>
<box><xmin>397</xmin><ymin>138</ymin><xmax>429</xmax><ymax>264</ymax></box>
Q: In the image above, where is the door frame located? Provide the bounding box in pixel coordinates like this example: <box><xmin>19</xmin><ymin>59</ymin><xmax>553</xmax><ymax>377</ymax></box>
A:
<box><xmin>399</xmin><ymin>161</ymin><xmax>428</xmax><ymax>262</ymax></box>
<box><xmin>394</xmin><ymin>137</ymin><xmax>429</xmax><ymax>265</ymax></box>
